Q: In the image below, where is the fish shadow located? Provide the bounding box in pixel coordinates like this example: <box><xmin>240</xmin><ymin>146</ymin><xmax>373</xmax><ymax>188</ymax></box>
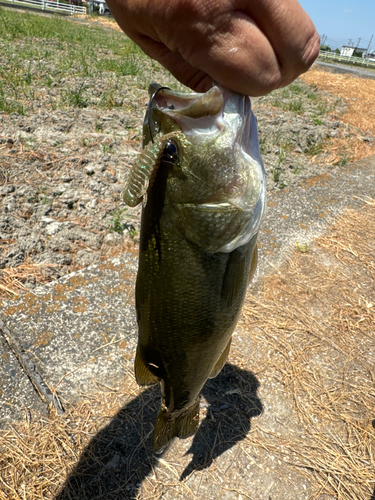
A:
<box><xmin>54</xmin><ymin>363</ymin><xmax>262</xmax><ymax>500</ymax></box>
<box><xmin>180</xmin><ymin>363</ymin><xmax>262</xmax><ymax>480</ymax></box>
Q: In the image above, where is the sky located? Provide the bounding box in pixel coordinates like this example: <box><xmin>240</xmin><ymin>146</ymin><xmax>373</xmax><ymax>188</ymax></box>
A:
<box><xmin>298</xmin><ymin>0</ymin><xmax>375</xmax><ymax>52</ymax></box>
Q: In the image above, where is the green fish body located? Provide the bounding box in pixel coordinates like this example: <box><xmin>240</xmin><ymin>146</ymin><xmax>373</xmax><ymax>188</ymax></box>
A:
<box><xmin>123</xmin><ymin>84</ymin><xmax>266</xmax><ymax>452</ymax></box>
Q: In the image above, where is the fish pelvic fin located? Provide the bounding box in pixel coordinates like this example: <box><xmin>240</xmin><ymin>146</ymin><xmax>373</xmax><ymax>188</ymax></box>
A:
<box><xmin>153</xmin><ymin>399</ymin><xmax>200</xmax><ymax>453</ymax></box>
<box><xmin>209</xmin><ymin>338</ymin><xmax>232</xmax><ymax>379</ymax></box>
<box><xmin>134</xmin><ymin>348</ymin><xmax>159</xmax><ymax>386</ymax></box>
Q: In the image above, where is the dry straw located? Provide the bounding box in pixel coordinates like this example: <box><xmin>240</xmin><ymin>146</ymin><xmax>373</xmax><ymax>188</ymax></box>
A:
<box><xmin>302</xmin><ymin>68</ymin><xmax>375</xmax><ymax>163</ymax></box>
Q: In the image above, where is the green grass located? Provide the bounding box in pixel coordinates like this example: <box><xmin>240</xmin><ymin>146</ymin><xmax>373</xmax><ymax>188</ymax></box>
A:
<box><xmin>269</xmin><ymin>79</ymin><xmax>331</xmax><ymax>116</ymax></box>
<box><xmin>270</xmin><ymin>97</ymin><xmax>304</xmax><ymax>114</ymax></box>
<box><xmin>0</xmin><ymin>7</ymin><xmax>150</xmax><ymax>114</ymax></box>
<box><xmin>109</xmin><ymin>208</ymin><xmax>128</xmax><ymax>234</ymax></box>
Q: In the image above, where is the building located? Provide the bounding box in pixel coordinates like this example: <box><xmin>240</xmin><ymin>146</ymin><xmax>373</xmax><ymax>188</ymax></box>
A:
<box><xmin>340</xmin><ymin>46</ymin><xmax>367</xmax><ymax>57</ymax></box>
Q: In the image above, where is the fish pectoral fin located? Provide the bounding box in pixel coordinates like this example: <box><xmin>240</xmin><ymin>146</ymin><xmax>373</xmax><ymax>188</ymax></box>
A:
<box><xmin>175</xmin><ymin>203</ymin><xmax>254</xmax><ymax>253</ymax></box>
<box><xmin>134</xmin><ymin>348</ymin><xmax>159</xmax><ymax>386</ymax></box>
<box><xmin>209</xmin><ymin>338</ymin><xmax>232</xmax><ymax>379</ymax></box>
<box><xmin>154</xmin><ymin>399</ymin><xmax>200</xmax><ymax>453</ymax></box>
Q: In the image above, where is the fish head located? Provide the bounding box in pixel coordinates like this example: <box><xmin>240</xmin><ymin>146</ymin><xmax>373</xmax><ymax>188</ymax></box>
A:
<box><xmin>125</xmin><ymin>83</ymin><xmax>266</xmax><ymax>251</ymax></box>
<box><xmin>146</xmin><ymin>83</ymin><xmax>266</xmax><ymax>250</ymax></box>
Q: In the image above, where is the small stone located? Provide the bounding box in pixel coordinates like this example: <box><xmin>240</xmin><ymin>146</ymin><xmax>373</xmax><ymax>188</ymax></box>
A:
<box><xmin>44</xmin><ymin>222</ymin><xmax>63</xmax><ymax>236</ymax></box>
<box><xmin>0</xmin><ymin>185</ymin><xmax>15</xmax><ymax>196</ymax></box>
<box><xmin>103</xmin><ymin>232</ymin><xmax>123</xmax><ymax>246</ymax></box>
<box><xmin>88</xmin><ymin>198</ymin><xmax>97</xmax><ymax>209</ymax></box>
<box><xmin>85</xmin><ymin>166</ymin><xmax>96</xmax><ymax>176</ymax></box>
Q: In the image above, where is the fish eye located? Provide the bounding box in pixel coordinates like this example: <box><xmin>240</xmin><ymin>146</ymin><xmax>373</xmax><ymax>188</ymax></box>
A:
<box><xmin>162</xmin><ymin>140</ymin><xmax>179</xmax><ymax>165</ymax></box>
<box><xmin>165</xmin><ymin>141</ymin><xmax>177</xmax><ymax>156</ymax></box>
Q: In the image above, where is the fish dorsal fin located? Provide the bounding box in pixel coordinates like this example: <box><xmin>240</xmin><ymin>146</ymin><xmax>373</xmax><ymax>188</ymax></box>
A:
<box><xmin>134</xmin><ymin>348</ymin><xmax>159</xmax><ymax>386</ymax></box>
<box><xmin>153</xmin><ymin>399</ymin><xmax>200</xmax><ymax>453</ymax></box>
<box><xmin>209</xmin><ymin>338</ymin><xmax>232</xmax><ymax>379</ymax></box>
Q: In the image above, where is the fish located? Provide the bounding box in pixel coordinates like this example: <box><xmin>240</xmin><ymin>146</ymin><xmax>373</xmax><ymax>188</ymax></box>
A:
<box><xmin>123</xmin><ymin>83</ymin><xmax>266</xmax><ymax>452</ymax></box>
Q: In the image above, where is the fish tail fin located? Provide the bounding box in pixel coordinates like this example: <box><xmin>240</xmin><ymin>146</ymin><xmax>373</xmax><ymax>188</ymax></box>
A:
<box><xmin>153</xmin><ymin>399</ymin><xmax>200</xmax><ymax>453</ymax></box>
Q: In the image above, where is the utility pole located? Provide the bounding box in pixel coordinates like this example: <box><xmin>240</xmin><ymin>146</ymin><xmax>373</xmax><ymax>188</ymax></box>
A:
<box><xmin>365</xmin><ymin>35</ymin><xmax>374</xmax><ymax>56</ymax></box>
<box><xmin>354</xmin><ymin>38</ymin><xmax>361</xmax><ymax>57</ymax></box>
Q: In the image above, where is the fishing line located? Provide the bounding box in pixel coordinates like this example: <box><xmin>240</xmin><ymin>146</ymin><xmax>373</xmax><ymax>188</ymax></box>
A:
<box><xmin>148</xmin><ymin>86</ymin><xmax>171</xmax><ymax>143</ymax></box>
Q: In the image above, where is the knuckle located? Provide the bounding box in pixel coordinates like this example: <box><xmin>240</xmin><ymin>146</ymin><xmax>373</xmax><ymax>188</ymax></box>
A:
<box><xmin>301</xmin><ymin>31</ymin><xmax>321</xmax><ymax>69</ymax></box>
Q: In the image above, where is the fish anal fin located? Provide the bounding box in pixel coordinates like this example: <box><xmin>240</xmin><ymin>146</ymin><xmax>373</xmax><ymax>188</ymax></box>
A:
<box><xmin>153</xmin><ymin>399</ymin><xmax>200</xmax><ymax>453</ymax></box>
<box><xmin>134</xmin><ymin>348</ymin><xmax>159</xmax><ymax>386</ymax></box>
<box><xmin>209</xmin><ymin>338</ymin><xmax>232</xmax><ymax>379</ymax></box>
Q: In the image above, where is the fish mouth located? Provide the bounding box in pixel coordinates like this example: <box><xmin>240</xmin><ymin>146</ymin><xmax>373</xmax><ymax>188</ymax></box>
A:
<box><xmin>147</xmin><ymin>83</ymin><xmax>227</xmax><ymax>141</ymax></box>
<box><xmin>146</xmin><ymin>83</ymin><xmax>252</xmax><ymax>150</ymax></box>
<box><xmin>149</xmin><ymin>83</ymin><xmax>224</xmax><ymax>119</ymax></box>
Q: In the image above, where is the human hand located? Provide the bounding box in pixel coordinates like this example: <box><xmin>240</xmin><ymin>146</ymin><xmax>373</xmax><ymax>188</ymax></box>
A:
<box><xmin>105</xmin><ymin>0</ymin><xmax>320</xmax><ymax>96</ymax></box>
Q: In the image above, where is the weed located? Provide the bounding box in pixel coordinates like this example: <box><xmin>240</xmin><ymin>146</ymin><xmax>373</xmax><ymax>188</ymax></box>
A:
<box><xmin>313</xmin><ymin>117</ymin><xmax>323</xmax><ymax>126</ymax></box>
<box><xmin>306</xmin><ymin>91</ymin><xmax>318</xmax><ymax>101</ymax></box>
<box><xmin>23</xmin><ymin>64</ymin><xmax>32</xmax><ymax>85</ymax></box>
<box><xmin>293</xmin><ymin>164</ymin><xmax>302</xmax><ymax>175</ymax></box>
<box><xmin>41</xmin><ymin>194</ymin><xmax>52</xmax><ymax>205</ymax></box>
<box><xmin>295</xmin><ymin>242</ymin><xmax>309</xmax><ymax>253</ymax></box>
<box><xmin>288</xmin><ymin>99</ymin><xmax>303</xmax><ymax>113</ymax></box>
<box><xmin>317</xmin><ymin>102</ymin><xmax>331</xmax><ymax>116</ymax></box>
<box><xmin>109</xmin><ymin>208</ymin><xmax>128</xmax><ymax>234</ymax></box>
<box><xmin>288</xmin><ymin>83</ymin><xmax>303</xmax><ymax>94</ymax></box>
<box><xmin>64</xmin><ymin>82</ymin><xmax>88</xmax><ymax>108</ymax></box>
<box><xmin>334</xmin><ymin>154</ymin><xmax>350</xmax><ymax>167</ymax></box>
<box><xmin>102</xmin><ymin>144</ymin><xmax>113</xmax><ymax>154</ymax></box>
<box><xmin>270</xmin><ymin>97</ymin><xmax>283</xmax><ymax>110</ymax></box>
<box><xmin>45</xmin><ymin>76</ymin><xmax>54</xmax><ymax>87</ymax></box>
<box><xmin>306</xmin><ymin>136</ymin><xmax>324</xmax><ymax>156</ymax></box>
<box><xmin>270</xmin><ymin>97</ymin><xmax>303</xmax><ymax>114</ymax></box>
<box><xmin>128</xmin><ymin>227</ymin><xmax>138</xmax><ymax>239</ymax></box>
<box><xmin>0</xmin><ymin>90</ymin><xmax>25</xmax><ymax>115</ymax></box>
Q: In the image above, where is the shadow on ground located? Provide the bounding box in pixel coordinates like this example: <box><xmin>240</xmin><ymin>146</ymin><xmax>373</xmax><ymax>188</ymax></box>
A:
<box><xmin>55</xmin><ymin>363</ymin><xmax>262</xmax><ymax>500</ymax></box>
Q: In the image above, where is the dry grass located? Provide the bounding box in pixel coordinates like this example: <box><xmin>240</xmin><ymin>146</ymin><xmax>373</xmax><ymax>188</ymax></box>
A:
<box><xmin>0</xmin><ymin>200</ymin><xmax>374</xmax><ymax>499</ymax></box>
<box><xmin>300</xmin><ymin>68</ymin><xmax>375</xmax><ymax>164</ymax></box>
<box><xmin>318</xmin><ymin>135</ymin><xmax>374</xmax><ymax>164</ymax></box>
<box><xmin>0</xmin><ymin>263</ymin><xmax>58</xmax><ymax>300</ymax></box>
<box><xmin>240</xmin><ymin>196</ymin><xmax>375</xmax><ymax>500</ymax></box>
<box><xmin>301</xmin><ymin>68</ymin><xmax>375</xmax><ymax>136</ymax></box>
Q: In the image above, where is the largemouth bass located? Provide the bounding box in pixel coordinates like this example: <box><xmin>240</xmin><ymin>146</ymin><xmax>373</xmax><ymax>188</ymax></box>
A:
<box><xmin>123</xmin><ymin>83</ymin><xmax>266</xmax><ymax>452</ymax></box>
